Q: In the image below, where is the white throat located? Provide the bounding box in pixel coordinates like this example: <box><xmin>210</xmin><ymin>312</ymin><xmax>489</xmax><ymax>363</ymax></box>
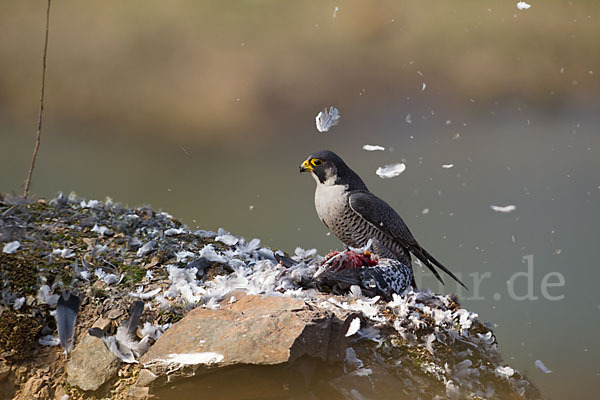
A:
<box><xmin>314</xmin><ymin>178</ymin><xmax>348</xmax><ymax>224</ymax></box>
<box><xmin>310</xmin><ymin>171</ymin><xmax>337</xmax><ymax>186</ymax></box>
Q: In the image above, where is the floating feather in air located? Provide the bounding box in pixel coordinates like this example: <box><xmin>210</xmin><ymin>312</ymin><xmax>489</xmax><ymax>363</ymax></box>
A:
<box><xmin>517</xmin><ymin>1</ymin><xmax>531</xmax><ymax>10</ymax></box>
<box><xmin>362</xmin><ymin>145</ymin><xmax>385</xmax><ymax>151</ymax></box>
<box><xmin>535</xmin><ymin>359</ymin><xmax>552</xmax><ymax>374</ymax></box>
<box><xmin>376</xmin><ymin>163</ymin><xmax>406</xmax><ymax>179</ymax></box>
<box><xmin>490</xmin><ymin>204</ymin><xmax>516</xmax><ymax>213</ymax></box>
<box><xmin>56</xmin><ymin>292</ymin><xmax>81</xmax><ymax>356</ymax></box>
<box><xmin>315</xmin><ymin>107</ymin><xmax>341</xmax><ymax>132</ymax></box>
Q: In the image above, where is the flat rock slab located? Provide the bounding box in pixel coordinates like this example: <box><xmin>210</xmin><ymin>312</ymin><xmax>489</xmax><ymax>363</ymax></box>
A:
<box><xmin>141</xmin><ymin>291</ymin><xmax>356</xmax><ymax>376</ymax></box>
<box><xmin>66</xmin><ymin>334</ymin><xmax>120</xmax><ymax>391</ymax></box>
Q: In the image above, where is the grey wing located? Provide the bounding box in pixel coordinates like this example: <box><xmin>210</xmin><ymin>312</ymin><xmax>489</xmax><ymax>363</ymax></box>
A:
<box><xmin>347</xmin><ymin>191</ymin><xmax>418</xmax><ymax>248</ymax></box>
<box><xmin>348</xmin><ymin>191</ymin><xmax>467</xmax><ymax>289</ymax></box>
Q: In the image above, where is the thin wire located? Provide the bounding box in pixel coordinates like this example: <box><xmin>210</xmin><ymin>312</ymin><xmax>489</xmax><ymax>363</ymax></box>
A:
<box><xmin>24</xmin><ymin>0</ymin><xmax>52</xmax><ymax>198</ymax></box>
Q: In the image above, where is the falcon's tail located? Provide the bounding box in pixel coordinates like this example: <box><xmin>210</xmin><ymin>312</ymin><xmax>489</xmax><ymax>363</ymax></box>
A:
<box><xmin>411</xmin><ymin>246</ymin><xmax>468</xmax><ymax>290</ymax></box>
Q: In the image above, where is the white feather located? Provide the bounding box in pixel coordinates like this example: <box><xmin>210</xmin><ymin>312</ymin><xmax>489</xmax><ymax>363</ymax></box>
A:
<box><xmin>535</xmin><ymin>359</ymin><xmax>552</xmax><ymax>373</ymax></box>
<box><xmin>362</xmin><ymin>144</ymin><xmax>385</xmax><ymax>151</ymax></box>
<box><xmin>376</xmin><ymin>163</ymin><xmax>406</xmax><ymax>178</ymax></box>
<box><xmin>490</xmin><ymin>204</ymin><xmax>516</xmax><ymax>213</ymax></box>
<box><xmin>3</xmin><ymin>241</ymin><xmax>20</xmax><ymax>254</ymax></box>
<box><xmin>345</xmin><ymin>317</ymin><xmax>361</xmax><ymax>337</ymax></box>
<box><xmin>315</xmin><ymin>107</ymin><xmax>341</xmax><ymax>132</ymax></box>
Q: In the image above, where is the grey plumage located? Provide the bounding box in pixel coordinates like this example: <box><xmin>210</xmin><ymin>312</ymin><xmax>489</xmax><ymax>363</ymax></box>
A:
<box><xmin>88</xmin><ymin>300</ymin><xmax>151</xmax><ymax>363</ymax></box>
<box><xmin>300</xmin><ymin>150</ymin><xmax>467</xmax><ymax>290</ymax></box>
<box><xmin>55</xmin><ymin>291</ymin><xmax>80</xmax><ymax>355</ymax></box>
<box><xmin>315</xmin><ymin>257</ymin><xmax>412</xmax><ymax>300</ymax></box>
<box><xmin>123</xmin><ymin>300</ymin><xmax>144</xmax><ymax>337</ymax></box>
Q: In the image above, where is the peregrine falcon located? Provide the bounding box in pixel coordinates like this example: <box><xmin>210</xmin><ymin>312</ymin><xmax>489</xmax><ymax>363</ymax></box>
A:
<box><xmin>300</xmin><ymin>150</ymin><xmax>467</xmax><ymax>290</ymax></box>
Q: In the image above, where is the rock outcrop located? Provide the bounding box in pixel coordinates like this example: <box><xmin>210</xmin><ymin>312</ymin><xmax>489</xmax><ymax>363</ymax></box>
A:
<box><xmin>0</xmin><ymin>194</ymin><xmax>542</xmax><ymax>399</ymax></box>
<box><xmin>141</xmin><ymin>291</ymin><xmax>356</xmax><ymax>375</ymax></box>
<box><xmin>66</xmin><ymin>335</ymin><xmax>120</xmax><ymax>391</ymax></box>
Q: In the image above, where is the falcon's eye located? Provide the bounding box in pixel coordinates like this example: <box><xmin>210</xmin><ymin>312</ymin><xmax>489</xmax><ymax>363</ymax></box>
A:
<box><xmin>311</xmin><ymin>159</ymin><xmax>323</xmax><ymax>167</ymax></box>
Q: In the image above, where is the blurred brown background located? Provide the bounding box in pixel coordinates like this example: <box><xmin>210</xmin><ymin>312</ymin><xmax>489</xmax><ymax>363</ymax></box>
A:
<box><xmin>1</xmin><ymin>1</ymin><xmax>600</xmax><ymax>398</ymax></box>
<box><xmin>1</xmin><ymin>0</ymin><xmax>598</xmax><ymax>144</ymax></box>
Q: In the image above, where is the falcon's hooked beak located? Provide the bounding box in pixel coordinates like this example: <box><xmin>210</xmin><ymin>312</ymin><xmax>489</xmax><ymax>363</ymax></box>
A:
<box><xmin>299</xmin><ymin>159</ymin><xmax>313</xmax><ymax>173</ymax></box>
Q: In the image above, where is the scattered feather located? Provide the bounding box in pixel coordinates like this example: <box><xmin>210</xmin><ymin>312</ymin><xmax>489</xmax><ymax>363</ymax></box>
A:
<box><xmin>56</xmin><ymin>292</ymin><xmax>81</xmax><ymax>355</ymax></box>
<box><xmin>376</xmin><ymin>163</ymin><xmax>406</xmax><ymax>178</ymax></box>
<box><xmin>80</xmin><ymin>199</ymin><xmax>100</xmax><ymax>209</ymax></box>
<box><xmin>164</xmin><ymin>265</ymin><xmax>204</xmax><ymax>303</ymax></box>
<box><xmin>347</xmin><ymin>285</ymin><xmax>363</xmax><ymax>299</ymax></box>
<box><xmin>91</xmin><ymin>224</ymin><xmax>111</xmax><ymax>236</ymax></box>
<box><xmin>39</xmin><ymin>335</ymin><xmax>61</xmax><ymax>346</ymax></box>
<box><xmin>95</xmin><ymin>269</ymin><xmax>119</xmax><ymax>285</ymax></box>
<box><xmin>535</xmin><ymin>359</ymin><xmax>552</xmax><ymax>373</ymax></box>
<box><xmin>357</xmin><ymin>325</ymin><xmax>381</xmax><ymax>342</ymax></box>
<box><xmin>175</xmin><ymin>250</ymin><xmax>195</xmax><ymax>263</ymax></box>
<box><xmin>424</xmin><ymin>333</ymin><xmax>436</xmax><ymax>354</ymax></box>
<box><xmin>346</xmin><ymin>317</ymin><xmax>361</xmax><ymax>337</ymax></box>
<box><xmin>164</xmin><ymin>228</ymin><xmax>185</xmax><ymax>236</ymax></box>
<box><xmin>79</xmin><ymin>270</ymin><xmax>90</xmax><ymax>280</ymax></box>
<box><xmin>362</xmin><ymin>144</ymin><xmax>385</xmax><ymax>151</ymax></box>
<box><xmin>216</xmin><ymin>231</ymin><xmax>239</xmax><ymax>246</ymax></box>
<box><xmin>53</xmin><ymin>248</ymin><xmax>76</xmax><ymax>258</ymax></box>
<box><xmin>333</xmin><ymin>6</ymin><xmax>339</xmax><ymax>18</ymax></box>
<box><xmin>141</xmin><ymin>321</ymin><xmax>169</xmax><ymax>341</ymax></box>
<box><xmin>446</xmin><ymin>380</ymin><xmax>461</xmax><ymax>400</ymax></box>
<box><xmin>89</xmin><ymin>301</ymin><xmax>152</xmax><ymax>363</ymax></box>
<box><xmin>490</xmin><ymin>204</ymin><xmax>517</xmax><ymax>213</ymax></box>
<box><xmin>315</xmin><ymin>107</ymin><xmax>341</xmax><ymax>132</ymax></box>
<box><xmin>130</xmin><ymin>287</ymin><xmax>161</xmax><ymax>299</ymax></box>
<box><xmin>295</xmin><ymin>247</ymin><xmax>317</xmax><ymax>259</ymax></box>
<box><xmin>137</xmin><ymin>240</ymin><xmax>157</xmax><ymax>257</ymax></box>
<box><xmin>442</xmin><ymin>164</ymin><xmax>454</xmax><ymax>169</ymax></box>
<box><xmin>3</xmin><ymin>241</ymin><xmax>20</xmax><ymax>254</ymax></box>
<box><xmin>344</xmin><ymin>347</ymin><xmax>364</xmax><ymax>371</ymax></box>
<box><xmin>477</xmin><ymin>331</ymin><xmax>495</xmax><ymax>345</ymax></box>
<box><xmin>517</xmin><ymin>1</ymin><xmax>531</xmax><ymax>10</ymax></box>
<box><xmin>199</xmin><ymin>244</ymin><xmax>228</xmax><ymax>263</ymax></box>
<box><xmin>495</xmin><ymin>365</ymin><xmax>515</xmax><ymax>378</ymax></box>
<box><xmin>237</xmin><ymin>238</ymin><xmax>261</xmax><ymax>253</ymax></box>
<box><xmin>405</xmin><ymin>114</ymin><xmax>412</xmax><ymax>124</ymax></box>
<box><xmin>13</xmin><ymin>297</ymin><xmax>25</xmax><ymax>310</ymax></box>
<box><xmin>37</xmin><ymin>285</ymin><xmax>59</xmax><ymax>306</ymax></box>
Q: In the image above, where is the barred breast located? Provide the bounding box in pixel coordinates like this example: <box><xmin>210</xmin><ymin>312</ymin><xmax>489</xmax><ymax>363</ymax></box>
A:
<box><xmin>315</xmin><ymin>186</ymin><xmax>411</xmax><ymax>267</ymax></box>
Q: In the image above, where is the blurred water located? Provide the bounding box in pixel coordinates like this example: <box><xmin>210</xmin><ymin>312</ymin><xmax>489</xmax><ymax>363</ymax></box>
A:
<box><xmin>1</xmin><ymin>101</ymin><xmax>599</xmax><ymax>398</ymax></box>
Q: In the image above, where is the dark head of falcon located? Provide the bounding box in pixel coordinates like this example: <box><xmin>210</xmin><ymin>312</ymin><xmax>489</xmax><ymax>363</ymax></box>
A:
<box><xmin>300</xmin><ymin>149</ymin><xmax>467</xmax><ymax>290</ymax></box>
